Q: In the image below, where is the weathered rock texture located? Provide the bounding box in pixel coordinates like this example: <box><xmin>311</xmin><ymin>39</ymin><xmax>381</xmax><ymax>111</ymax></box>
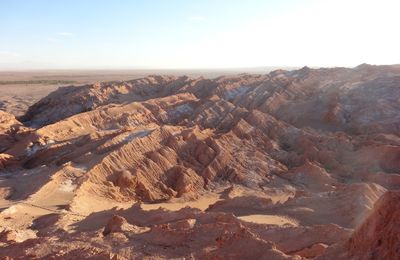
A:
<box><xmin>0</xmin><ymin>64</ymin><xmax>399</xmax><ymax>259</ymax></box>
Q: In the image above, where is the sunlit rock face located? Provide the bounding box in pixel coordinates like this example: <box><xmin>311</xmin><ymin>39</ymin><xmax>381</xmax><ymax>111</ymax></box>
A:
<box><xmin>1</xmin><ymin>64</ymin><xmax>400</xmax><ymax>259</ymax></box>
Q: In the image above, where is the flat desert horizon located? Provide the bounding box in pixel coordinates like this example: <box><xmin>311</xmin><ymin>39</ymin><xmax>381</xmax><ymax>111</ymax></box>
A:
<box><xmin>0</xmin><ymin>67</ymin><xmax>298</xmax><ymax>116</ymax></box>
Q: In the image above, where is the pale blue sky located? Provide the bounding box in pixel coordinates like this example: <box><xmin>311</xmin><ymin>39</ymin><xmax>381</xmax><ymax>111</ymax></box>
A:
<box><xmin>1</xmin><ymin>0</ymin><xmax>399</xmax><ymax>70</ymax></box>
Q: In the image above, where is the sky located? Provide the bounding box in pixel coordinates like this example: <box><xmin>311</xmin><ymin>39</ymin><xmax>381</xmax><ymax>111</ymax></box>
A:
<box><xmin>1</xmin><ymin>0</ymin><xmax>400</xmax><ymax>70</ymax></box>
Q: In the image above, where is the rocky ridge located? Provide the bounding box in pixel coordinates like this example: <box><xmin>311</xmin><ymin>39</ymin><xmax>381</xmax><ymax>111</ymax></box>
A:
<box><xmin>0</xmin><ymin>64</ymin><xmax>399</xmax><ymax>259</ymax></box>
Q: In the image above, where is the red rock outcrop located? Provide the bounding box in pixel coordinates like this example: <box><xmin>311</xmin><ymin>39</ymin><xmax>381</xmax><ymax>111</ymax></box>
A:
<box><xmin>1</xmin><ymin>64</ymin><xmax>400</xmax><ymax>259</ymax></box>
<box><xmin>0</xmin><ymin>111</ymin><xmax>29</xmax><ymax>152</ymax></box>
<box><xmin>346</xmin><ymin>191</ymin><xmax>400</xmax><ymax>259</ymax></box>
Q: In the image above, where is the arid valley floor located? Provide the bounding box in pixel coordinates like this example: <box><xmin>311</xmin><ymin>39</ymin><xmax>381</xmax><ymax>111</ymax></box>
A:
<box><xmin>0</xmin><ymin>65</ymin><xmax>399</xmax><ymax>259</ymax></box>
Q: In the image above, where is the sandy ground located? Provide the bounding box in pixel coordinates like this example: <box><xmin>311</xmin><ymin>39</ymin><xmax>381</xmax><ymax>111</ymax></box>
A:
<box><xmin>141</xmin><ymin>193</ymin><xmax>222</xmax><ymax>211</ymax></box>
<box><xmin>0</xmin><ymin>84</ymin><xmax>60</xmax><ymax>116</ymax></box>
<box><xmin>0</xmin><ymin>174</ymin><xmax>295</xmax><ymax>236</ymax></box>
<box><xmin>238</xmin><ymin>214</ymin><xmax>298</xmax><ymax>226</ymax></box>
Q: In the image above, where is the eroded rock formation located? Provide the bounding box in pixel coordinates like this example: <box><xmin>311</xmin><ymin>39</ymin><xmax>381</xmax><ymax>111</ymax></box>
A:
<box><xmin>0</xmin><ymin>64</ymin><xmax>399</xmax><ymax>258</ymax></box>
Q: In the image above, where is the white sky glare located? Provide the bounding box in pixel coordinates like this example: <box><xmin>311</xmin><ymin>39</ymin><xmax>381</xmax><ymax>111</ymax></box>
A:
<box><xmin>169</xmin><ymin>0</ymin><xmax>400</xmax><ymax>68</ymax></box>
<box><xmin>0</xmin><ymin>0</ymin><xmax>399</xmax><ymax>70</ymax></box>
<box><xmin>189</xmin><ymin>16</ymin><xmax>206</xmax><ymax>22</ymax></box>
<box><xmin>57</xmin><ymin>32</ymin><xmax>74</xmax><ymax>37</ymax></box>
